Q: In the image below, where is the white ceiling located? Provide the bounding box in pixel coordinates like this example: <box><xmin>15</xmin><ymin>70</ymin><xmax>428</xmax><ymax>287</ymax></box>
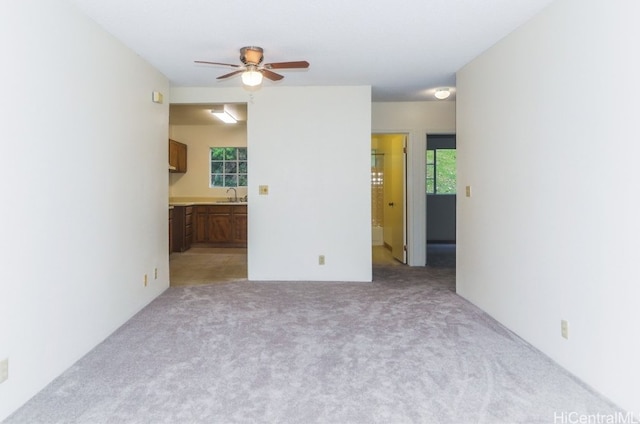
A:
<box><xmin>70</xmin><ymin>0</ymin><xmax>555</xmax><ymax>102</ymax></box>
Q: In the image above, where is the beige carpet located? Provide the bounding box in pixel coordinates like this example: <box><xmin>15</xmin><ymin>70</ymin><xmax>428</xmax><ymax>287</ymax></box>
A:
<box><xmin>6</xmin><ymin>260</ymin><xmax>621</xmax><ymax>423</ymax></box>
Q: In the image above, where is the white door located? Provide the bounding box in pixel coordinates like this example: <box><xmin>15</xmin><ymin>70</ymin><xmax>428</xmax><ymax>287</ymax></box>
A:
<box><xmin>389</xmin><ymin>136</ymin><xmax>407</xmax><ymax>263</ymax></box>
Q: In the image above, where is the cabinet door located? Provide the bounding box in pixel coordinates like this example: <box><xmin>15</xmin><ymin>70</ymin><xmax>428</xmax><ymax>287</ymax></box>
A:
<box><xmin>169</xmin><ymin>139</ymin><xmax>187</xmax><ymax>173</ymax></box>
<box><xmin>185</xmin><ymin>207</ymin><xmax>193</xmax><ymax>248</ymax></box>
<box><xmin>171</xmin><ymin>206</ymin><xmax>185</xmax><ymax>252</ymax></box>
<box><xmin>169</xmin><ymin>140</ymin><xmax>179</xmax><ymax>169</ymax></box>
<box><xmin>232</xmin><ymin>208</ymin><xmax>248</xmax><ymax>243</ymax></box>
<box><xmin>169</xmin><ymin>209</ymin><xmax>173</xmax><ymax>253</ymax></box>
<box><xmin>176</xmin><ymin>142</ymin><xmax>187</xmax><ymax>172</ymax></box>
<box><xmin>194</xmin><ymin>208</ymin><xmax>208</xmax><ymax>243</ymax></box>
<box><xmin>207</xmin><ymin>214</ymin><xmax>232</xmax><ymax>242</ymax></box>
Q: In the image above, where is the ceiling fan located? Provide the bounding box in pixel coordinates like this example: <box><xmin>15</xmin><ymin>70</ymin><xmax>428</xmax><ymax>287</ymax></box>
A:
<box><xmin>195</xmin><ymin>46</ymin><xmax>310</xmax><ymax>87</ymax></box>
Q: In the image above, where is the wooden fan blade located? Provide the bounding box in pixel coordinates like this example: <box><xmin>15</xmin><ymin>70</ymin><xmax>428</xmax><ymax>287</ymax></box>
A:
<box><xmin>195</xmin><ymin>60</ymin><xmax>241</xmax><ymax>68</ymax></box>
<box><xmin>264</xmin><ymin>61</ymin><xmax>309</xmax><ymax>69</ymax></box>
<box><xmin>262</xmin><ymin>69</ymin><xmax>284</xmax><ymax>81</ymax></box>
<box><xmin>217</xmin><ymin>70</ymin><xmax>244</xmax><ymax>80</ymax></box>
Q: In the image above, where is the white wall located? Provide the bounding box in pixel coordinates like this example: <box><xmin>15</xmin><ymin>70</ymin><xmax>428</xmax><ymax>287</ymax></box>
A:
<box><xmin>171</xmin><ymin>86</ymin><xmax>372</xmax><ymax>282</ymax></box>
<box><xmin>169</xmin><ymin>124</ymin><xmax>248</xmax><ymax>199</ymax></box>
<box><xmin>0</xmin><ymin>1</ymin><xmax>170</xmax><ymax>420</ymax></box>
<box><xmin>372</xmin><ymin>102</ymin><xmax>456</xmax><ymax>265</ymax></box>
<box><xmin>457</xmin><ymin>0</ymin><xmax>640</xmax><ymax>414</ymax></box>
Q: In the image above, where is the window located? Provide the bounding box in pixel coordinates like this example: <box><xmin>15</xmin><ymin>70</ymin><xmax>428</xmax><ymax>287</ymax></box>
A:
<box><xmin>426</xmin><ymin>149</ymin><xmax>456</xmax><ymax>194</ymax></box>
<box><xmin>210</xmin><ymin>147</ymin><xmax>247</xmax><ymax>187</ymax></box>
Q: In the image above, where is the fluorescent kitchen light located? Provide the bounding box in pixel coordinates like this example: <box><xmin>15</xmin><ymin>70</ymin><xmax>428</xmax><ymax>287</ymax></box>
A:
<box><xmin>211</xmin><ymin>106</ymin><xmax>237</xmax><ymax>124</ymax></box>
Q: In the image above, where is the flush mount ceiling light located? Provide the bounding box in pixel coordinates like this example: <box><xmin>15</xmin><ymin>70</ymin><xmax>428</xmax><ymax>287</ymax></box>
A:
<box><xmin>434</xmin><ymin>88</ymin><xmax>451</xmax><ymax>100</ymax></box>
<box><xmin>210</xmin><ymin>106</ymin><xmax>237</xmax><ymax>124</ymax></box>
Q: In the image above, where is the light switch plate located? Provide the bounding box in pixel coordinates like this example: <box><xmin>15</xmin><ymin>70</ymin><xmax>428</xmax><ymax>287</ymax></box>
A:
<box><xmin>152</xmin><ymin>91</ymin><xmax>164</xmax><ymax>104</ymax></box>
<box><xmin>465</xmin><ymin>185</ymin><xmax>472</xmax><ymax>197</ymax></box>
<box><xmin>561</xmin><ymin>320</ymin><xmax>569</xmax><ymax>339</ymax></box>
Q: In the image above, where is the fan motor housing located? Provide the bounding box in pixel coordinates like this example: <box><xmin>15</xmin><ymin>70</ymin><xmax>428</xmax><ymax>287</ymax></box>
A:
<box><xmin>240</xmin><ymin>46</ymin><xmax>264</xmax><ymax>65</ymax></box>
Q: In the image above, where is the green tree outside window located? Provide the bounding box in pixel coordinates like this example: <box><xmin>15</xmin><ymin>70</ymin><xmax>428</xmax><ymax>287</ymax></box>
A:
<box><xmin>210</xmin><ymin>147</ymin><xmax>248</xmax><ymax>187</ymax></box>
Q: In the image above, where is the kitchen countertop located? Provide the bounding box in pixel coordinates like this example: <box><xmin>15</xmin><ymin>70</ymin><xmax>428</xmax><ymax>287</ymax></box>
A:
<box><xmin>169</xmin><ymin>197</ymin><xmax>247</xmax><ymax>206</ymax></box>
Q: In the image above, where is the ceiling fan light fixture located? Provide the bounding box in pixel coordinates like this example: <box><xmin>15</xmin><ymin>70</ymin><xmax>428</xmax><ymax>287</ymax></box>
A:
<box><xmin>210</xmin><ymin>106</ymin><xmax>237</xmax><ymax>124</ymax></box>
<box><xmin>196</xmin><ymin>46</ymin><xmax>309</xmax><ymax>87</ymax></box>
<box><xmin>434</xmin><ymin>88</ymin><xmax>451</xmax><ymax>100</ymax></box>
<box><xmin>242</xmin><ymin>68</ymin><xmax>263</xmax><ymax>87</ymax></box>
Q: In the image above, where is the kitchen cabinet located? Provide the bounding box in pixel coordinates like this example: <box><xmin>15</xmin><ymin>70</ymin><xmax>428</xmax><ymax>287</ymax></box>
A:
<box><xmin>169</xmin><ymin>139</ymin><xmax>187</xmax><ymax>173</ymax></box>
<box><xmin>193</xmin><ymin>204</ymin><xmax>247</xmax><ymax>247</ymax></box>
<box><xmin>231</xmin><ymin>206</ymin><xmax>248</xmax><ymax>244</ymax></box>
<box><xmin>172</xmin><ymin>205</ymin><xmax>193</xmax><ymax>252</ymax></box>
<box><xmin>169</xmin><ymin>208</ymin><xmax>173</xmax><ymax>253</ymax></box>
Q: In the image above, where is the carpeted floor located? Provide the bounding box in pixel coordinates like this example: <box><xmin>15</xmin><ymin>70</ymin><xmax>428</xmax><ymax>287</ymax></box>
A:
<box><xmin>6</xmin><ymin>260</ymin><xmax>621</xmax><ymax>424</ymax></box>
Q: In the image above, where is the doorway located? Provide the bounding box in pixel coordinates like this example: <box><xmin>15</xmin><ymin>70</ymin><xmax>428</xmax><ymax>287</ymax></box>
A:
<box><xmin>168</xmin><ymin>103</ymin><xmax>249</xmax><ymax>286</ymax></box>
<box><xmin>426</xmin><ymin>134</ymin><xmax>456</xmax><ymax>267</ymax></box>
<box><xmin>371</xmin><ymin>133</ymin><xmax>407</xmax><ymax>265</ymax></box>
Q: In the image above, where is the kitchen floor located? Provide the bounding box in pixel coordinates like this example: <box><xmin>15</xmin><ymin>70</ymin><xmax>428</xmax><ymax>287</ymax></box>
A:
<box><xmin>169</xmin><ymin>246</ymin><xmax>401</xmax><ymax>286</ymax></box>
<box><xmin>170</xmin><ymin>247</ymin><xmax>248</xmax><ymax>286</ymax></box>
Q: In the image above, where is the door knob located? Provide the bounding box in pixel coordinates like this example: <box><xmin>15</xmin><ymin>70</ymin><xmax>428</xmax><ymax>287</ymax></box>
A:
<box><xmin>388</xmin><ymin>202</ymin><xmax>394</xmax><ymax>207</ymax></box>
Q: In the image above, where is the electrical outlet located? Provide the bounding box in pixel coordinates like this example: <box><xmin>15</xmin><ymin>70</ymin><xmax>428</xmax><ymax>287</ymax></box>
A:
<box><xmin>561</xmin><ymin>320</ymin><xmax>569</xmax><ymax>339</ymax></box>
<box><xmin>319</xmin><ymin>255</ymin><xmax>325</xmax><ymax>265</ymax></box>
<box><xmin>465</xmin><ymin>185</ymin><xmax>472</xmax><ymax>197</ymax></box>
<box><xmin>154</xmin><ymin>268</ymin><xmax>158</xmax><ymax>280</ymax></box>
<box><xmin>0</xmin><ymin>358</ymin><xmax>8</xmax><ymax>384</ymax></box>
<box><xmin>144</xmin><ymin>274</ymin><xmax>148</xmax><ymax>287</ymax></box>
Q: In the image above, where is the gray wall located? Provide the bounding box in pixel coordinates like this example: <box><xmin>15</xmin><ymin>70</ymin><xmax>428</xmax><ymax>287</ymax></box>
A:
<box><xmin>427</xmin><ymin>134</ymin><xmax>456</xmax><ymax>243</ymax></box>
<box><xmin>427</xmin><ymin>194</ymin><xmax>456</xmax><ymax>242</ymax></box>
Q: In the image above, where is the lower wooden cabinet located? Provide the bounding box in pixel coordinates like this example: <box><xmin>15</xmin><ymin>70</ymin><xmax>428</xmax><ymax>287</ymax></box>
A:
<box><xmin>231</xmin><ymin>207</ymin><xmax>248</xmax><ymax>243</ymax></box>
<box><xmin>172</xmin><ymin>205</ymin><xmax>193</xmax><ymax>252</ymax></box>
<box><xmin>169</xmin><ymin>208</ymin><xmax>173</xmax><ymax>253</ymax></box>
<box><xmin>193</xmin><ymin>205</ymin><xmax>247</xmax><ymax>247</ymax></box>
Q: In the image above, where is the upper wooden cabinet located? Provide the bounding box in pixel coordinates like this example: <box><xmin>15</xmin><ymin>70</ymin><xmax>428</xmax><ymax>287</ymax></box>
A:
<box><xmin>169</xmin><ymin>139</ymin><xmax>187</xmax><ymax>173</ymax></box>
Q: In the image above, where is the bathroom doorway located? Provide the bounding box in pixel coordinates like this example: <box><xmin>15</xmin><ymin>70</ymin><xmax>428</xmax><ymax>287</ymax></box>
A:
<box><xmin>371</xmin><ymin>133</ymin><xmax>407</xmax><ymax>264</ymax></box>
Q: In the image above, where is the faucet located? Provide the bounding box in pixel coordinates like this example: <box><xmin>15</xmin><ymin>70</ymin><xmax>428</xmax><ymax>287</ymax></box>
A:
<box><xmin>226</xmin><ymin>187</ymin><xmax>238</xmax><ymax>202</ymax></box>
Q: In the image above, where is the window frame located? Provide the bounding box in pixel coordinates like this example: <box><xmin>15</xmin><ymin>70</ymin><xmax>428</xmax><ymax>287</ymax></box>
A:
<box><xmin>209</xmin><ymin>147</ymin><xmax>248</xmax><ymax>188</ymax></box>
<box><xmin>426</xmin><ymin>134</ymin><xmax>456</xmax><ymax>195</ymax></box>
